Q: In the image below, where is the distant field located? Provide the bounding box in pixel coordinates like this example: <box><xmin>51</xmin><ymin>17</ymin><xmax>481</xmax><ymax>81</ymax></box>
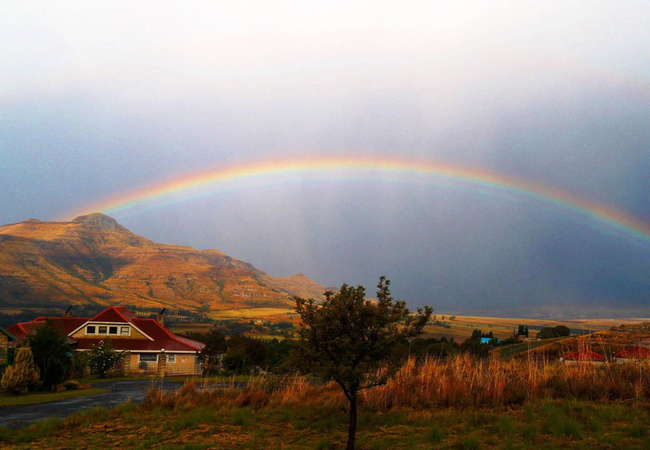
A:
<box><xmin>167</xmin><ymin>323</ymin><xmax>214</xmax><ymax>334</ymax></box>
<box><xmin>169</xmin><ymin>309</ymin><xmax>648</xmax><ymax>342</ymax></box>
<box><xmin>494</xmin><ymin>337</ymin><xmax>568</xmax><ymax>358</ymax></box>
<box><xmin>209</xmin><ymin>308</ymin><xmax>295</xmax><ymax>320</ymax></box>
<box><xmin>421</xmin><ymin>314</ymin><xmax>647</xmax><ymax>342</ymax></box>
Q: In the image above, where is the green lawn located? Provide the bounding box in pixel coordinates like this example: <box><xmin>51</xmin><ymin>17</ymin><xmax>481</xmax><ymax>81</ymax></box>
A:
<box><xmin>0</xmin><ymin>388</ymin><xmax>110</xmax><ymax>407</ymax></box>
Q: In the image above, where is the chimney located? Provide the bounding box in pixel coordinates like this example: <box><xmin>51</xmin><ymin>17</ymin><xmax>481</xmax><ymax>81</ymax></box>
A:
<box><xmin>63</xmin><ymin>305</ymin><xmax>74</xmax><ymax>317</ymax></box>
<box><xmin>156</xmin><ymin>308</ymin><xmax>166</xmax><ymax>326</ymax></box>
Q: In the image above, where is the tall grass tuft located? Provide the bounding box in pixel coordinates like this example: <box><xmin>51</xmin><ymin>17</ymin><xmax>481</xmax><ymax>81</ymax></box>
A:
<box><xmin>141</xmin><ymin>353</ymin><xmax>650</xmax><ymax>414</ymax></box>
<box><xmin>361</xmin><ymin>354</ymin><xmax>650</xmax><ymax>409</ymax></box>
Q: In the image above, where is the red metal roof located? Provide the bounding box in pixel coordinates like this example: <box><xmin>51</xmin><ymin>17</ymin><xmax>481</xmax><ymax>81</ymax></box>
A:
<box><xmin>6</xmin><ymin>307</ymin><xmax>204</xmax><ymax>353</ymax></box>
<box><xmin>89</xmin><ymin>307</ymin><xmax>131</xmax><ymax>323</ymax></box>
<box><xmin>127</xmin><ymin>318</ymin><xmax>205</xmax><ymax>351</ymax></box>
<box><xmin>0</xmin><ymin>325</ymin><xmax>17</xmax><ymax>341</ymax></box>
<box><xmin>564</xmin><ymin>349</ymin><xmax>605</xmax><ymax>361</ymax></box>
<box><xmin>74</xmin><ymin>336</ymin><xmax>202</xmax><ymax>352</ymax></box>
<box><xmin>614</xmin><ymin>345</ymin><xmax>650</xmax><ymax>359</ymax></box>
<box><xmin>5</xmin><ymin>323</ymin><xmax>28</xmax><ymax>341</ymax></box>
<box><xmin>6</xmin><ymin>317</ymin><xmax>90</xmax><ymax>340</ymax></box>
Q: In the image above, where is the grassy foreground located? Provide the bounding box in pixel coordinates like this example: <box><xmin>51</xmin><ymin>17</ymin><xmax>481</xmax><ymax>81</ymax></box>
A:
<box><xmin>2</xmin><ymin>354</ymin><xmax>650</xmax><ymax>449</ymax></box>
<box><xmin>2</xmin><ymin>398</ymin><xmax>650</xmax><ymax>449</ymax></box>
<box><xmin>1</xmin><ymin>396</ymin><xmax>649</xmax><ymax>449</ymax></box>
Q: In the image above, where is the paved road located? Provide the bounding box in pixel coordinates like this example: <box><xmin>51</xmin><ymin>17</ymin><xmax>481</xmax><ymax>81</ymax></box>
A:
<box><xmin>0</xmin><ymin>379</ymin><xmax>180</xmax><ymax>429</ymax></box>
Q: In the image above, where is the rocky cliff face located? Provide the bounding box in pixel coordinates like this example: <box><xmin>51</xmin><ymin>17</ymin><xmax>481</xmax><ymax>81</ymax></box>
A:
<box><xmin>0</xmin><ymin>214</ymin><xmax>325</xmax><ymax>311</ymax></box>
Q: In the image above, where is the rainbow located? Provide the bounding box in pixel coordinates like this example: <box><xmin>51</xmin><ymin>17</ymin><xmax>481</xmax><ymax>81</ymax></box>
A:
<box><xmin>66</xmin><ymin>156</ymin><xmax>650</xmax><ymax>245</ymax></box>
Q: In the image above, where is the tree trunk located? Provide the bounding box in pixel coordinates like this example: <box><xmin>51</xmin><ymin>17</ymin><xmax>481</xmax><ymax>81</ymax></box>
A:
<box><xmin>347</xmin><ymin>394</ymin><xmax>358</xmax><ymax>450</ymax></box>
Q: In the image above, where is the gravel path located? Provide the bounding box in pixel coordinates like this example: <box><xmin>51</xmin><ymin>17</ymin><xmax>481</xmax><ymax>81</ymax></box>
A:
<box><xmin>0</xmin><ymin>379</ymin><xmax>178</xmax><ymax>429</ymax></box>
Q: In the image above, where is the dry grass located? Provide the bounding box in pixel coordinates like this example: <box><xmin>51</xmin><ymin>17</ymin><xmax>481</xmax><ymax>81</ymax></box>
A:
<box><xmin>4</xmin><ymin>355</ymin><xmax>650</xmax><ymax>449</ymax></box>
<box><xmin>363</xmin><ymin>354</ymin><xmax>650</xmax><ymax>409</ymax></box>
<box><xmin>142</xmin><ymin>352</ymin><xmax>650</xmax><ymax>415</ymax></box>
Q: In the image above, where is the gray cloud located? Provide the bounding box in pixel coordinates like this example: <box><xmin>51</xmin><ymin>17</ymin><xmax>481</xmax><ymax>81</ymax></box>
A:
<box><xmin>2</xmin><ymin>1</ymin><xmax>650</xmax><ymax>316</ymax></box>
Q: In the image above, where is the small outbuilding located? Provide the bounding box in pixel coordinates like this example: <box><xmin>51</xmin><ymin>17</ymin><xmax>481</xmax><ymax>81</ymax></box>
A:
<box><xmin>561</xmin><ymin>349</ymin><xmax>605</xmax><ymax>364</ymax></box>
<box><xmin>613</xmin><ymin>345</ymin><xmax>650</xmax><ymax>362</ymax></box>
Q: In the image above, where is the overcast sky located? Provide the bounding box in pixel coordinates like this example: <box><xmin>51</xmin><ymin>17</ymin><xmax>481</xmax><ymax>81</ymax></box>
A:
<box><xmin>2</xmin><ymin>1</ymin><xmax>649</xmax><ymax>316</ymax></box>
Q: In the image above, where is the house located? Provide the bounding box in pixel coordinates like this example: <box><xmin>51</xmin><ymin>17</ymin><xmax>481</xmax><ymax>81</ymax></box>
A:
<box><xmin>0</xmin><ymin>326</ymin><xmax>16</xmax><ymax>364</ymax></box>
<box><xmin>6</xmin><ymin>306</ymin><xmax>205</xmax><ymax>376</ymax></box>
<box><xmin>613</xmin><ymin>345</ymin><xmax>650</xmax><ymax>362</ymax></box>
<box><xmin>561</xmin><ymin>349</ymin><xmax>605</xmax><ymax>364</ymax></box>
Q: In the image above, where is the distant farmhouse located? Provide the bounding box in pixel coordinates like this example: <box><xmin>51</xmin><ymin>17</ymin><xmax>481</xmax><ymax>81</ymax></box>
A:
<box><xmin>561</xmin><ymin>349</ymin><xmax>605</xmax><ymax>364</ymax></box>
<box><xmin>6</xmin><ymin>306</ymin><xmax>204</xmax><ymax>376</ymax></box>
<box><xmin>613</xmin><ymin>345</ymin><xmax>650</xmax><ymax>362</ymax></box>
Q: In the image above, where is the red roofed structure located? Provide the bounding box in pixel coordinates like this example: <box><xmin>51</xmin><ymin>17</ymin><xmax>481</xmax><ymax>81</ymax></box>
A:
<box><xmin>614</xmin><ymin>345</ymin><xmax>650</xmax><ymax>360</ymax></box>
<box><xmin>562</xmin><ymin>349</ymin><xmax>605</xmax><ymax>362</ymax></box>
<box><xmin>6</xmin><ymin>306</ymin><xmax>205</xmax><ymax>376</ymax></box>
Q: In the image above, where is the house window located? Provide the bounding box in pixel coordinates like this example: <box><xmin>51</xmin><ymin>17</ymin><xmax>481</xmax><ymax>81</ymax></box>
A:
<box><xmin>86</xmin><ymin>326</ymin><xmax>96</xmax><ymax>334</ymax></box>
<box><xmin>139</xmin><ymin>354</ymin><xmax>158</xmax><ymax>362</ymax></box>
<box><xmin>166</xmin><ymin>354</ymin><xmax>176</xmax><ymax>363</ymax></box>
<box><xmin>109</xmin><ymin>326</ymin><xmax>118</xmax><ymax>335</ymax></box>
<box><xmin>98</xmin><ymin>326</ymin><xmax>107</xmax><ymax>334</ymax></box>
<box><xmin>120</xmin><ymin>326</ymin><xmax>130</xmax><ymax>335</ymax></box>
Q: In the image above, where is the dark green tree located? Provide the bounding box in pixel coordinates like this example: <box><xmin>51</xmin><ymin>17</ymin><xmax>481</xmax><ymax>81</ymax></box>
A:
<box><xmin>223</xmin><ymin>335</ymin><xmax>267</xmax><ymax>373</ymax></box>
<box><xmin>27</xmin><ymin>320</ymin><xmax>71</xmax><ymax>389</ymax></box>
<box><xmin>537</xmin><ymin>327</ymin><xmax>556</xmax><ymax>340</ymax></box>
<box><xmin>294</xmin><ymin>276</ymin><xmax>432</xmax><ymax>450</ymax></box>
<box><xmin>266</xmin><ymin>338</ymin><xmax>292</xmax><ymax>370</ymax></box>
<box><xmin>537</xmin><ymin>325</ymin><xmax>571</xmax><ymax>340</ymax></box>
<box><xmin>184</xmin><ymin>328</ymin><xmax>227</xmax><ymax>374</ymax></box>
<box><xmin>554</xmin><ymin>325</ymin><xmax>570</xmax><ymax>337</ymax></box>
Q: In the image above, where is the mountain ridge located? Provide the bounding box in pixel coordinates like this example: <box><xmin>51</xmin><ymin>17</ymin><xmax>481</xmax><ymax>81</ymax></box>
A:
<box><xmin>0</xmin><ymin>213</ymin><xmax>326</xmax><ymax>312</ymax></box>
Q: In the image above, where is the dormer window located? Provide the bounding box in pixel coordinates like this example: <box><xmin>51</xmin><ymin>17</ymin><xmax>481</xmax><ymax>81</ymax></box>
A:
<box><xmin>82</xmin><ymin>322</ymin><xmax>135</xmax><ymax>337</ymax></box>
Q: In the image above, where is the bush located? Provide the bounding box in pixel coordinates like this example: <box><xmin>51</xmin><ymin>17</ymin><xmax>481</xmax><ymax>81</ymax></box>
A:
<box><xmin>1</xmin><ymin>348</ymin><xmax>40</xmax><ymax>395</ymax></box>
<box><xmin>88</xmin><ymin>340</ymin><xmax>124</xmax><ymax>377</ymax></box>
<box><xmin>71</xmin><ymin>352</ymin><xmax>89</xmax><ymax>378</ymax></box>
<box><xmin>63</xmin><ymin>380</ymin><xmax>80</xmax><ymax>391</ymax></box>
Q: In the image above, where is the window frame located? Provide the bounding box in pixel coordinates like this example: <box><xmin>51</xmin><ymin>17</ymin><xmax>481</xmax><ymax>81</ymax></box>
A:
<box><xmin>139</xmin><ymin>354</ymin><xmax>158</xmax><ymax>363</ymax></box>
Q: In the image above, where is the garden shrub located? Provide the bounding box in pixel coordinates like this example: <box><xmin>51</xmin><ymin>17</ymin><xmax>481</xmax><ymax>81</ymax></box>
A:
<box><xmin>63</xmin><ymin>380</ymin><xmax>80</xmax><ymax>391</ymax></box>
<box><xmin>1</xmin><ymin>347</ymin><xmax>40</xmax><ymax>394</ymax></box>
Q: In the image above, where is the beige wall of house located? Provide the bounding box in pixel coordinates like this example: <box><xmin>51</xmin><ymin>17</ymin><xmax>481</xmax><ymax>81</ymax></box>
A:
<box><xmin>129</xmin><ymin>352</ymin><xmax>200</xmax><ymax>375</ymax></box>
<box><xmin>0</xmin><ymin>333</ymin><xmax>8</xmax><ymax>364</ymax></box>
